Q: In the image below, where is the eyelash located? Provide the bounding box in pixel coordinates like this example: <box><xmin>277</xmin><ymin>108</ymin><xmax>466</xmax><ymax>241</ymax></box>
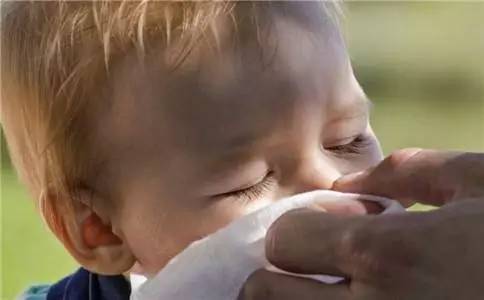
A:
<box><xmin>325</xmin><ymin>135</ymin><xmax>371</xmax><ymax>155</ymax></box>
<box><xmin>220</xmin><ymin>171</ymin><xmax>275</xmax><ymax>203</ymax></box>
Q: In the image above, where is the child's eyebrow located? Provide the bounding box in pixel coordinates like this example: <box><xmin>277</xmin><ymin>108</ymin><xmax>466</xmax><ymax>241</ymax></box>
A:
<box><xmin>224</xmin><ymin>131</ymin><xmax>264</xmax><ymax>151</ymax></box>
<box><xmin>326</xmin><ymin>94</ymin><xmax>372</xmax><ymax>126</ymax></box>
<box><xmin>336</xmin><ymin>94</ymin><xmax>374</xmax><ymax>119</ymax></box>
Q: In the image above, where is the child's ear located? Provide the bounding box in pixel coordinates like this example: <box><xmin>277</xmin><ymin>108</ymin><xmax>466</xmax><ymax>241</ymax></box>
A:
<box><xmin>41</xmin><ymin>189</ymin><xmax>135</xmax><ymax>275</ymax></box>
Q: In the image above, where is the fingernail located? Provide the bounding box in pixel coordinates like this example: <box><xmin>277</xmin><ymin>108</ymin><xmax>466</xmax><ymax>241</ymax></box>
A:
<box><xmin>389</xmin><ymin>148</ymin><xmax>424</xmax><ymax>167</ymax></box>
<box><xmin>341</xmin><ymin>170</ymin><xmax>366</xmax><ymax>182</ymax></box>
<box><xmin>332</xmin><ymin>170</ymin><xmax>367</xmax><ymax>190</ymax></box>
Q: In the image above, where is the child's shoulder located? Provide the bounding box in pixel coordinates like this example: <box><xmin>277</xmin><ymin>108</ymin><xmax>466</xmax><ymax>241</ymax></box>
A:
<box><xmin>20</xmin><ymin>268</ymin><xmax>131</xmax><ymax>300</ymax></box>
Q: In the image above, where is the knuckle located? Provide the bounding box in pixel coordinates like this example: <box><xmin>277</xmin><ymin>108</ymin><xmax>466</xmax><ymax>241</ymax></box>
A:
<box><xmin>265</xmin><ymin>208</ymin><xmax>307</xmax><ymax>265</ymax></box>
<box><xmin>340</xmin><ymin>218</ymin><xmax>421</xmax><ymax>278</ymax></box>
<box><xmin>238</xmin><ymin>270</ymin><xmax>275</xmax><ymax>300</ymax></box>
<box><xmin>339</xmin><ymin>220</ymin><xmax>372</xmax><ymax>264</ymax></box>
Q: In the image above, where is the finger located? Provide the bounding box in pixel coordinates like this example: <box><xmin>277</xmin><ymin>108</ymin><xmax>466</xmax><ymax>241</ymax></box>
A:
<box><xmin>333</xmin><ymin>149</ymin><xmax>484</xmax><ymax>207</ymax></box>
<box><xmin>265</xmin><ymin>208</ymin><xmax>367</xmax><ymax>277</ymax></box>
<box><xmin>266</xmin><ymin>207</ymin><xmax>426</xmax><ymax>278</ymax></box>
<box><xmin>238</xmin><ymin>269</ymin><xmax>352</xmax><ymax>300</ymax></box>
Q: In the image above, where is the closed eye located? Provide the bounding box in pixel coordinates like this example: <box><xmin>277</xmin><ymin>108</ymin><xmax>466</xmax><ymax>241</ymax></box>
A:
<box><xmin>325</xmin><ymin>134</ymin><xmax>371</xmax><ymax>155</ymax></box>
<box><xmin>214</xmin><ymin>171</ymin><xmax>276</xmax><ymax>203</ymax></box>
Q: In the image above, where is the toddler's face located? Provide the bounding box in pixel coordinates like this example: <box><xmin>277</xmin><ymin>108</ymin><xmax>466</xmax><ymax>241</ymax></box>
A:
<box><xmin>87</xmin><ymin>18</ymin><xmax>382</xmax><ymax>275</ymax></box>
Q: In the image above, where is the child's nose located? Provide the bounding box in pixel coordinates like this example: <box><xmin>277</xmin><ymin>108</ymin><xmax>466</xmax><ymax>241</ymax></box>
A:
<box><xmin>280</xmin><ymin>155</ymin><xmax>341</xmax><ymax>195</ymax></box>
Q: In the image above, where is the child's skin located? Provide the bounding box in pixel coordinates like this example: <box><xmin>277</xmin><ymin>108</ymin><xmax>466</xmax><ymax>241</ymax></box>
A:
<box><xmin>58</xmin><ymin>15</ymin><xmax>383</xmax><ymax>276</ymax></box>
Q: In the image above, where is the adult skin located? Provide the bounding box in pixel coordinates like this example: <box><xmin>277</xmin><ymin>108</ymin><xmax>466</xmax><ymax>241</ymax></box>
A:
<box><xmin>238</xmin><ymin>148</ymin><xmax>484</xmax><ymax>300</ymax></box>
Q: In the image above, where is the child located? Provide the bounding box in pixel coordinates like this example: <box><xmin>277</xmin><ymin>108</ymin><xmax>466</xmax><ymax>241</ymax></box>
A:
<box><xmin>2</xmin><ymin>1</ymin><xmax>383</xmax><ymax>299</ymax></box>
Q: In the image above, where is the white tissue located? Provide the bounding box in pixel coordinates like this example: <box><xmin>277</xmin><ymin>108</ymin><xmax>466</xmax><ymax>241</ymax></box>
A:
<box><xmin>130</xmin><ymin>190</ymin><xmax>404</xmax><ymax>300</ymax></box>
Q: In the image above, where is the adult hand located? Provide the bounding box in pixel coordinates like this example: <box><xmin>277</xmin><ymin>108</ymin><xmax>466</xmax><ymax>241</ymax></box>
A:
<box><xmin>238</xmin><ymin>149</ymin><xmax>484</xmax><ymax>300</ymax></box>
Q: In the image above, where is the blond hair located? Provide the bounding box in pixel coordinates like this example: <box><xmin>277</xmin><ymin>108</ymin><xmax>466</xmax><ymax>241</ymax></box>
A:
<box><xmin>1</xmin><ymin>1</ymin><xmax>342</xmax><ymax>212</ymax></box>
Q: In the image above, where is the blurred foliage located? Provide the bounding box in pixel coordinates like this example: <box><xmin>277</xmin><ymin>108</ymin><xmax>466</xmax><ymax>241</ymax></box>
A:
<box><xmin>1</xmin><ymin>2</ymin><xmax>483</xmax><ymax>299</ymax></box>
<box><xmin>345</xmin><ymin>2</ymin><xmax>484</xmax><ymax>152</ymax></box>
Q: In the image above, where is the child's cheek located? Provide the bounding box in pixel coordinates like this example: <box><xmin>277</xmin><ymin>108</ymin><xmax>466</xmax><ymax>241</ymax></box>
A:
<box><xmin>244</xmin><ymin>197</ymin><xmax>274</xmax><ymax>214</ymax></box>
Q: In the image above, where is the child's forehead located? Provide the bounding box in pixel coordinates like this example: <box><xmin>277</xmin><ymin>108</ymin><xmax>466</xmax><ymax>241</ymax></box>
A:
<box><xmin>109</xmin><ymin>19</ymin><xmax>348</xmax><ymax>130</ymax></box>
<box><xmin>91</xmin><ymin>13</ymin><xmax>363</xmax><ymax>181</ymax></box>
<box><xmin>120</xmin><ymin>14</ymin><xmax>346</xmax><ymax>100</ymax></box>
<box><xmin>122</xmin><ymin>14</ymin><xmax>341</xmax><ymax>85</ymax></box>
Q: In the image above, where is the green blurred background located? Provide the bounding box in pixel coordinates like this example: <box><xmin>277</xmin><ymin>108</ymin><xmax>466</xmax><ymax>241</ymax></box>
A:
<box><xmin>1</xmin><ymin>2</ymin><xmax>483</xmax><ymax>299</ymax></box>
